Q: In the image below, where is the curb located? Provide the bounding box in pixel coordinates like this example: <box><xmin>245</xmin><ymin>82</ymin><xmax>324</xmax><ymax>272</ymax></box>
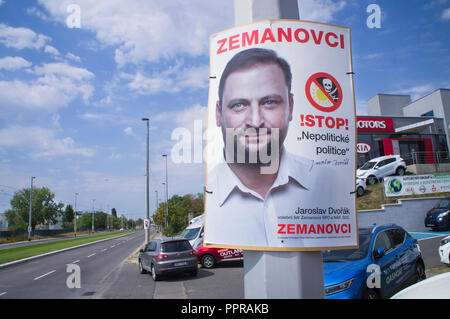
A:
<box><xmin>0</xmin><ymin>232</ymin><xmax>136</xmax><ymax>270</ymax></box>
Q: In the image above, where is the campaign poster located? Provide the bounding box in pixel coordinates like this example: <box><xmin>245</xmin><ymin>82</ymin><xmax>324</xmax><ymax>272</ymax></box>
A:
<box><xmin>204</xmin><ymin>20</ymin><xmax>358</xmax><ymax>251</ymax></box>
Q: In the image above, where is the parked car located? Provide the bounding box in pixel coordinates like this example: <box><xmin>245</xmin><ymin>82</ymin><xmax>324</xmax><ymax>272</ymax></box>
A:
<box><xmin>438</xmin><ymin>235</ymin><xmax>450</xmax><ymax>266</ymax></box>
<box><xmin>356</xmin><ymin>178</ymin><xmax>366</xmax><ymax>197</ymax></box>
<box><xmin>357</xmin><ymin>155</ymin><xmax>407</xmax><ymax>185</ymax></box>
<box><xmin>195</xmin><ymin>245</ymin><xmax>243</xmax><ymax>268</ymax></box>
<box><xmin>323</xmin><ymin>224</ymin><xmax>426</xmax><ymax>299</ymax></box>
<box><xmin>424</xmin><ymin>197</ymin><xmax>450</xmax><ymax>230</ymax></box>
<box><xmin>391</xmin><ymin>272</ymin><xmax>450</xmax><ymax>299</ymax></box>
<box><xmin>138</xmin><ymin>238</ymin><xmax>198</xmax><ymax>281</ymax></box>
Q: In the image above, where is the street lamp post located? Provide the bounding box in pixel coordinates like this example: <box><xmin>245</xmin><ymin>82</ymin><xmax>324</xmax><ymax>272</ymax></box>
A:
<box><xmin>162</xmin><ymin>154</ymin><xmax>168</xmax><ymax>229</ymax></box>
<box><xmin>74</xmin><ymin>192</ymin><xmax>78</xmax><ymax>237</ymax></box>
<box><xmin>142</xmin><ymin>117</ymin><xmax>150</xmax><ymax>243</ymax></box>
<box><xmin>92</xmin><ymin>199</ymin><xmax>96</xmax><ymax>233</ymax></box>
<box><xmin>28</xmin><ymin>176</ymin><xmax>36</xmax><ymax>241</ymax></box>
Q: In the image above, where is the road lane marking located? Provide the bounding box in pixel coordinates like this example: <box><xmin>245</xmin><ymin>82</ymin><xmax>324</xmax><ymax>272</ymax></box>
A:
<box><xmin>87</xmin><ymin>253</ymin><xmax>96</xmax><ymax>258</ymax></box>
<box><xmin>33</xmin><ymin>270</ymin><xmax>56</xmax><ymax>281</ymax></box>
<box><xmin>101</xmin><ymin>248</ymin><xmax>107</xmax><ymax>252</ymax></box>
<box><xmin>111</xmin><ymin>245</ymin><xmax>116</xmax><ymax>248</ymax></box>
<box><xmin>71</xmin><ymin>260</ymin><xmax>80</xmax><ymax>264</ymax></box>
<box><xmin>0</xmin><ymin>292</ymin><xmax>7</xmax><ymax>297</ymax></box>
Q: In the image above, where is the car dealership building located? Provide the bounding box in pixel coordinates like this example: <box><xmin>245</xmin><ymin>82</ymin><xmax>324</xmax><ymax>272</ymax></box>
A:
<box><xmin>357</xmin><ymin>89</ymin><xmax>450</xmax><ymax>170</ymax></box>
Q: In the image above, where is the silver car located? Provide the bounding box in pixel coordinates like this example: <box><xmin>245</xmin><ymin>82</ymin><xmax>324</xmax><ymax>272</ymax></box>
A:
<box><xmin>138</xmin><ymin>238</ymin><xmax>198</xmax><ymax>281</ymax></box>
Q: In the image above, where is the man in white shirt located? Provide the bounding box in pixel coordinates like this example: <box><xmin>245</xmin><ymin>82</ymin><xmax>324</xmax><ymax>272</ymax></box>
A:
<box><xmin>204</xmin><ymin>48</ymin><xmax>335</xmax><ymax>249</ymax></box>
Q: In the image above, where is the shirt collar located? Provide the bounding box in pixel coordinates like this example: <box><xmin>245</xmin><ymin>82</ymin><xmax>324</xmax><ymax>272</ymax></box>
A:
<box><xmin>214</xmin><ymin>147</ymin><xmax>312</xmax><ymax>207</ymax></box>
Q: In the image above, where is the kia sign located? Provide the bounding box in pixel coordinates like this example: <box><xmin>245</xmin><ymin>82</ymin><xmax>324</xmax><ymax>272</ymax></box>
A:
<box><xmin>204</xmin><ymin>20</ymin><xmax>357</xmax><ymax>251</ymax></box>
<box><xmin>357</xmin><ymin>143</ymin><xmax>371</xmax><ymax>153</ymax></box>
<box><xmin>357</xmin><ymin>117</ymin><xmax>394</xmax><ymax>132</ymax></box>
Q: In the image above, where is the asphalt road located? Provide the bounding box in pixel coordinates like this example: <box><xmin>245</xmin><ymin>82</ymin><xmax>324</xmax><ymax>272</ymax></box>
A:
<box><xmin>0</xmin><ymin>229</ymin><xmax>445</xmax><ymax>299</ymax></box>
<box><xmin>0</xmin><ymin>230</ymin><xmax>146</xmax><ymax>298</ymax></box>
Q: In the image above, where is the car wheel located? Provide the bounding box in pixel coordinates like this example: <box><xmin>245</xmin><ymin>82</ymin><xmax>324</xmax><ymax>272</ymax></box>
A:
<box><xmin>362</xmin><ymin>288</ymin><xmax>379</xmax><ymax>299</ymax></box>
<box><xmin>367</xmin><ymin>176</ymin><xmax>377</xmax><ymax>185</ymax></box>
<box><xmin>139</xmin><ymin>259</ymin><xmax>147</xmax><ymax>274</ymax></box>
<box><xmin>357</xmin><ymin>186</ymin><xmax>365</xmax><ymax>197</ymax></box>
<box><xmin>151</xmin><ymin>264</ymin><xmax>159</xmax><ymax>281</ymax></box>
<box><xmin>201</xmin><ymin>254</ymin><xmax>216</xmax><ymax>269</ymax></box>
<box><xmin>415</xmin><ymin>261</ymin><xmax>426</xmax><ymax>282</ymax></box>
<box><xmin>396</xmin><ymin>167</ymin><xmax>405</xmax><ymax>176</ymax></box>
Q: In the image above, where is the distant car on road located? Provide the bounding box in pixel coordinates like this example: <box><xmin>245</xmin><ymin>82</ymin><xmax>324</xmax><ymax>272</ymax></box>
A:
<box><xmin>356</xmin><ymin>178</ymin><xmax>366</xmax><ymax>197</ymax></box>
<box><xmin>138</xmin><ymin>238</ymin><xmax>198</xmax><ymax>281</ymax></box>
<box><xmin>424</xmin><ymin>197</ymin><xmax>450</xmax><ymax>231</ymax></box>
<box><xmin>195</xmin><ymin>246</ymin><xmax>243</xmax><ymax>269</ymax></box>
<box><xmin>323</xmin><ymin>224</ymin><xmax>426</xmax><ymax>299</ymax></box>
<box><xmin>357</xmin><ymin>155</ymin><xmax>407</xmax><ymax>185</ymax></box>
<box><xmin>438</xmin><ymin>236</ymin><xmax>450</xmax><ymax>266</ymax></box>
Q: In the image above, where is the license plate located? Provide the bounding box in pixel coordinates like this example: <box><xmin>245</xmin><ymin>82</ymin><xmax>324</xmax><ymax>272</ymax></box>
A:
<box><xmin>174</xmin><ymin>262</ymin><xmax>187</xmax><ymax>267</ymax></box>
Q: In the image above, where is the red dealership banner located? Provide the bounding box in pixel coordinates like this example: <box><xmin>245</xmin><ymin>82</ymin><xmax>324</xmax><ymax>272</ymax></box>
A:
<box><xmin>356</xmin><ymin>117</ymin><xmax>394</xmax><ymax>132</ymax></box>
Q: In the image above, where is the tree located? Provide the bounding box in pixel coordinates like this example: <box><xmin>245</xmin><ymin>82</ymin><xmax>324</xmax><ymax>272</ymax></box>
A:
<box><xmin>63</xmin><ymin>204</ymin><xmax>75</xmax><ymax>229</ymax></box>
<box><xmin>4</xmin><ymin>209</ymin><xmax>27</xmax><ymax>236</ymax></box>
<box><xmin>153</xmin><ymin>193</ymin><xmax>204</xmax><ymax>236</ymax></box>
<box><xmin>8</xmin><ymin>186</ymin><xmax>64</xmax><ymax>230</ymax></box>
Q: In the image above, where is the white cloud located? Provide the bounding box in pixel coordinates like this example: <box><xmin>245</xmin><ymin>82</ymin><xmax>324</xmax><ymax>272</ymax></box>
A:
<box><xmin>44</xmin><ymin>44</ymin><xmax>60</xmax><ymax>55</ymax></box>
<box><xmin>442</xmin><ymin>8</ymin><xmax>450</xmax><ymax>20</ymax></box>
<box><xmin>0</xmin><ymin>56</ymin><xmax>32</xmax><ymax>70</ymax></box>
<box><xmin>0</xmin><ymin>62</ymin><xmax>94</xmax><ymax>111</ymax></box>
<box><xmin>298</xmin><ymin>0</ymin><xmax>347</xmax><ymax>23</ymax></box>
<box><xmin>124</xmin><ymin>127</ymin><xmax>134</xmax><ymax>136</ymax></box>
<box><xmin>38</xmin><ymin>0</ymin><xmax>233</xmax><ymax>67</ymax></box>
<box><xmin>65</xmin><ymin>52</ymin><xmax>81</xmax><ymax>62</ymax></box>
<box><xmin>0</xmin><ymin>125</ymin><xmax>94</xmax><ymax>158</ymax></box>
<box><xmin>0</xmin><ymin>23</ymin><xmax>50</xmax><ymax>50</ymax></box>
<box><xmin>392</xmin><ymin>84</ymin><xmax>435</xmax><ymax>101</ymax></box>
<box><xmin>125</xmin><ymin>63</ymin><xmax>209</xmax><ymax>95</ymax></box>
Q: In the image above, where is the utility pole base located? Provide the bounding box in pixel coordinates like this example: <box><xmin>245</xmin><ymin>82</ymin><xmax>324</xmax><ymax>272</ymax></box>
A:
<box><xmin>244</xmin><ymin>251</ymin><xmax>324</xmax><ymax>299</ymax></box>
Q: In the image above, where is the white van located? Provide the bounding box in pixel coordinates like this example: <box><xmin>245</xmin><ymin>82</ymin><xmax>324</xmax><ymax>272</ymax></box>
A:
<box><xmin>180</xmin><ymin>214</ymin><xmax>204</xmax><ymax>249</ymax></box>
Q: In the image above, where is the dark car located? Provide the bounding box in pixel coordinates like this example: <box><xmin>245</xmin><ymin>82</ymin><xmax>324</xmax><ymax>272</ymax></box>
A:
<box><xmin>323</xmin><ymin>225</ymin><xmax>426</xmax><ymax>299</ymax></box>
<box><xmin>424</xmin><ymin>197</ymin><xmax>450</xmax><ymax>230</ymax></box>
<box><xmin>138</xmin><ymin>238</ymin><xmax>198</xmax><ymax>281</ymax></box>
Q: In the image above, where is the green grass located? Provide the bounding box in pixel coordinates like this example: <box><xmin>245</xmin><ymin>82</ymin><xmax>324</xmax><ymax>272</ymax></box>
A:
<box><xmin>0</xmin><ymin>231</ymin><xmax>138</xmax><ymax>265</ymax></box>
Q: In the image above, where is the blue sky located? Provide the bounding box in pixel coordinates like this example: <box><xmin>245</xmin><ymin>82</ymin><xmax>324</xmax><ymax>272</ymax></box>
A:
<box><xmin>0</xmin><ymin>0</ymin><xmax>449</xmax><ymax>220</ymax></box>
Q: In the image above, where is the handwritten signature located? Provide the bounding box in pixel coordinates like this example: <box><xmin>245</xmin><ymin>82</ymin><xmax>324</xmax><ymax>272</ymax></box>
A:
<box><xmin>309</xmin><ymin>158</ymin><xmax>350</xmax><ymax>171</ymax></box>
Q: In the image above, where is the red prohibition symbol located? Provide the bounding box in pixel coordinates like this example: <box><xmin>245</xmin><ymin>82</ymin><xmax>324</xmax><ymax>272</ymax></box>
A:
<box><xmin>305</xmin><ymin>72</ymin><xmax>343</xmax><ymax>113</ymax></box>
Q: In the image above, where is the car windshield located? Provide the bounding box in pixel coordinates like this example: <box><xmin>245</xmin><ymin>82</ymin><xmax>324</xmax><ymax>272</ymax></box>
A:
<box><xmin>180</xmin><ymin>227</ymin><xmax>201</xmax><ymax>240</ymax></box>
<box><xmin>359</xmin><ymin>161</ymin><xmax>377</xmax><ymax>170</ymax></box>
<box><xmin>161</xmin><ymin>240</ymin><xmax>192</xmax><ymax>252</ymax></box>
<box><xmin>433</xmin><ymin>199</ymin><xmax>450</xmax><ymax>209</ymax></box>
<box><xmin>323</xmin><ymin>233</ymin><xmax>371</xmax><ymax>261</ymax></box>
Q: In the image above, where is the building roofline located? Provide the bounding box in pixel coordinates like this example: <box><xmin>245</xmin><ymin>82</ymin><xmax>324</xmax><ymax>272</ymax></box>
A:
<box><xmin>403</xmin><ymin>88</ymin><xmax>450</xmax><ymax>108</ymax></box>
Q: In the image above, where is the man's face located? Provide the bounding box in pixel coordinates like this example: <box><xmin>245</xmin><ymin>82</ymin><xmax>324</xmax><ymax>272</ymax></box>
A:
<box><xmin>216</xmin><ymin>62</ymin><xmax>293</xmax><ymax>164</ymax></box>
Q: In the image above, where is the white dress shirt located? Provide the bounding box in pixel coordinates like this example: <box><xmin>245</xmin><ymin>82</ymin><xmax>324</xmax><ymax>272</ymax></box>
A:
<box><xmin>204</xmin><ymin>147</ymin><xmax>351</xmax><ymax>249</ymax></box>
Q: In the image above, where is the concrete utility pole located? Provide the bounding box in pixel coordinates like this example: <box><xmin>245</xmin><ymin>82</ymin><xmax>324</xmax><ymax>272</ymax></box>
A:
<box><xmin>233</xmin><ymin>0</ymin><xmax>325</xmax><ymax>299</ymax></box>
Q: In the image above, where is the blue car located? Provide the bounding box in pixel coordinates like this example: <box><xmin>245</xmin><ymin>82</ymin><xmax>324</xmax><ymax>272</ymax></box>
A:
<box><xmin>323</xmin><ymin>225</ymin><xmax>426</xmax><ymax>299</ymax></box>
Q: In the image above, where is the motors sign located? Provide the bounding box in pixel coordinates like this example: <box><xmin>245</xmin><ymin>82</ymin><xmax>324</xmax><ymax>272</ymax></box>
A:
<box><xmin>357</xmin><ymin>117</ymin><xmax>394</xmax><ymax>132</ymax></box>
